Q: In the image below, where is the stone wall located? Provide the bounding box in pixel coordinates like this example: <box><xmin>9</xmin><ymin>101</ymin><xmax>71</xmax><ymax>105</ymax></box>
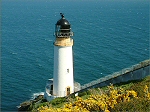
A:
<box><xmin>79</xmin><ymin>59</ymin><xmax>150</xmax><ymax>92</ymax></box>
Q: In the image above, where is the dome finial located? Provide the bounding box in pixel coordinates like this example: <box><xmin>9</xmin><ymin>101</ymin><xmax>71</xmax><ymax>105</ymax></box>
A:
<box><xmin>60</xmin><ymin>13</ymin><xmax>64</xmax><ymax>18</ymax></box>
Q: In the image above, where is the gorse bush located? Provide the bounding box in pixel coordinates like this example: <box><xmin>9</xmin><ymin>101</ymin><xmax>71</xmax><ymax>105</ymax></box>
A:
<box><xmin>33</xmin><ymin>76</ymin><xmax>150</xmax><ymax>112</ymax></box>
<box><xmin>111</xmin><ymin>97</ymin><xmax>150</xmax><ymax>112</ymax></box>
<box><xmin>129</xmin><ymin>76</ymin><xmax>150</xmax><ymax>98</ymax></box>
<box><xmin>37</xmin><ymin>83</ymin><xmax>150</xmax><ymax>112</ymax></box>
<box><xmin>112</xmin><ymin>76</ymin><xmax>150</xmax><ymax>112</ymax></box>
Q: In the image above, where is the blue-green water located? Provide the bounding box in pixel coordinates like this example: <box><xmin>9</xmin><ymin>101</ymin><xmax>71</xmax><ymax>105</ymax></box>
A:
<box><xmin>1</xmin><ymin>0</ymin><xmax>149</xmax><ymax>111</ymax></box>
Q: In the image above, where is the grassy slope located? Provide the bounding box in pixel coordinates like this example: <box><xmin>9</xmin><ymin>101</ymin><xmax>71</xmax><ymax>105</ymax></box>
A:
<box><xmin>32</xmin><ymin>75</ymin><xmax>150</xmax><ymax>111</ymax></box>
<box><xmin>111</xmin><ymin>75</ymin><xmax>150</xmax><ymax>112</ymax></box>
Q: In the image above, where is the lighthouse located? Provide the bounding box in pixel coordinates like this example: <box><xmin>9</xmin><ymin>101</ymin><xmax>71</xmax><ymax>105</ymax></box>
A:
<box><xmin>53</xmin><ymin>13</ymin><xmax>74</xmax><ymax>97</ymax></box>
<box><xmin>44</xmin><ymin>13</ymin><xmax>80</xmax><ymax>101</ymax></box>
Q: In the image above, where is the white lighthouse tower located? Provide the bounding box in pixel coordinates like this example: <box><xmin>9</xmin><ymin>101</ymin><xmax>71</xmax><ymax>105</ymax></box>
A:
<box><xmin>53</xmin><ymin>13</ymin><xmax>74</xmax><ymax>97</ymax></box>
<box><xmin>44</xmin><ymin>13</ymin><xmax>80</xmax><ymax>101</ymax></box>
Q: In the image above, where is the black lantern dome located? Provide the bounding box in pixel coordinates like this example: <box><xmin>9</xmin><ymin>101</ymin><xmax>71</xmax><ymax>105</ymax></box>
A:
<box><xmin>55</xmin><ymin>13</ymin><xmax>73</xmax><ymax>37</ymax></box>
<box><xmin>56</xmin><ymin>14</ymin><xmax>70</xmax><ymax>26</ymax></box>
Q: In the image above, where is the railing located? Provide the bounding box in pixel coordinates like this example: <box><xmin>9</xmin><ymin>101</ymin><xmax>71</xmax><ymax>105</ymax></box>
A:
<box><xmin>55</xmin><ymin>32</ymin><xmax>73</xmax><ymax>37</ymax></box>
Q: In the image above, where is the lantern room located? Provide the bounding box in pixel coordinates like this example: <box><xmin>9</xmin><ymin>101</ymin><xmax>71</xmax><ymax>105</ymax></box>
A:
<box><xmin>55</xmin><ymin>13</ymin><xmax>73</xmax><ymax>37</ymax></box>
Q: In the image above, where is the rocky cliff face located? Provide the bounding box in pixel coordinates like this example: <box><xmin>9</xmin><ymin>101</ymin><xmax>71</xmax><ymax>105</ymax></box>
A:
<box><xmin>18</xmin><ymin>95</ymin><xmax>44</xmax><ymax>111</ymax></box>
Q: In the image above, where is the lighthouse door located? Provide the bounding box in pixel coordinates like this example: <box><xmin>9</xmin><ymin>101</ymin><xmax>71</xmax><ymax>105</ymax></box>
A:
<box><xmin>66</xmin><ymin>87</ymin><xmax>70</xmax><ymax>95</ymax></box>
<box><xmin>50</xmin><ymin>84</ymin><xmax>53</xmax><ymax>95</ymax></box>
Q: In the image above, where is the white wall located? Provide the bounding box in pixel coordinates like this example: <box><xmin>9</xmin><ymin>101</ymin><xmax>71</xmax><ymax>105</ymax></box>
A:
<box><xmin>80</xmin><ymin>59</ymin><xmax>150</xmax><ymax>91</ymax></box>
<box><xmin>53</xmin><ymin>46</ymin><xmax>74</xmax><ymax>97</ymax></box>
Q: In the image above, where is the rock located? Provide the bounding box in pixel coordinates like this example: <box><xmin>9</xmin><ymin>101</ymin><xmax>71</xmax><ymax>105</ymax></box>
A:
<box><xmin>18</xmin><ymin>101</ymin><xmax>31</xmax><ymax>111</ymax></box>
<box><xmin>18</xmin><ymin>95</ymin><xmax>44</xmax><ymax>111</ymax></box>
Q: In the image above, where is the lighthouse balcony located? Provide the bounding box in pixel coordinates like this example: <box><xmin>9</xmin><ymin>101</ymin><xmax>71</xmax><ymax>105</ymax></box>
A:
<box><xmin>54</xmin><ymin>38</ymin><xmax>73</xmax><ymax>46</ymax></box>
<box><xmin>55</xmin><ymin>31</ymin><xmax>73</xmax><ymax>37</ymax></box>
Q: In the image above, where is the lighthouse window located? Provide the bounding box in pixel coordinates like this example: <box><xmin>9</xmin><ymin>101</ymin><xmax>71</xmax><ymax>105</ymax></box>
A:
<box><xmin>67</xmin><ymin>87</ymin><xmax>70</xmax><ymax>95</ymax></box>
<box><xmin>67</xmin><ymin>69</ymin><xmax>69</xmax><ymax>73</ymax></box>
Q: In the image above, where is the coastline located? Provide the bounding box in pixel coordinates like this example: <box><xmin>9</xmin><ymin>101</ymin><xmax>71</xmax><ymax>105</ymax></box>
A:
<box><xmin>18</xmin><ymin>59</ymin><xmax>150</xmax><ymax>111</ymax></box>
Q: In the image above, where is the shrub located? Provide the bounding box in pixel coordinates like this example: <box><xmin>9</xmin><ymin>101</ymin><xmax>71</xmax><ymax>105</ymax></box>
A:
<box><xmin>35</xmin><ymin>76</ymin><xmax>150</xmax><ymax>112</ymax></box>
<box><xmin>50</xmin><ymin>97</ymin><xmax>66</xmax><ymax>106</ymax></box>
<box><xmin>112</xmin><ymin>98</ymin><xmax>150</xmax><ymax>112</ymax></box>
<box><xmin>37</xmin><ymin>85</ymin><xmax>139</xmax><ymax>112</ymax></box>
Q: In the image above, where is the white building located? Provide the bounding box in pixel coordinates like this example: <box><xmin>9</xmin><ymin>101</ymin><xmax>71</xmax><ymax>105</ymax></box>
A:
<box><xmin>44</xmin><ymin>13</ymin><xmax>80</xmax><ymax>101</ymax></box>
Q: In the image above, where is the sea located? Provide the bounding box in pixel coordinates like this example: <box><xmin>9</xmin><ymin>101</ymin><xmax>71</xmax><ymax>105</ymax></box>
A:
<box><xmin>1</xmin><ymin>0</ymin><xmax>149</xmax><ymax>111</ymax></box>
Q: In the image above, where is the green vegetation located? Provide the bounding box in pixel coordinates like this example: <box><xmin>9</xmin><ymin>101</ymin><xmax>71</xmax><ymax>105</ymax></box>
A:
<box><xmin>21</xmin><ymin>75</ymin><xmax>150</xmax><ymax>112</ymax></box>
<box><xmin>111</xmin><ymin>75</ymin><xmax>150</xmax><ymax>112</ymax></box>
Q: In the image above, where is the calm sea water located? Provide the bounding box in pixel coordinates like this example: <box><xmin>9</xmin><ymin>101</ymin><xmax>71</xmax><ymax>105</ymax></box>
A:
<box><xmin>1</xmin><ymin>0</ymin><xmax>149</xmax><ymax>111</ymax></box>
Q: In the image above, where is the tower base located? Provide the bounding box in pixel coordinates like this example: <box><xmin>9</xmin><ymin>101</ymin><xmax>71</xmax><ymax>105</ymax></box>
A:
<box><xmin>44</xmin><ymin>79</ymin><xmax>81</xmax><ymax>101</ymax></box>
